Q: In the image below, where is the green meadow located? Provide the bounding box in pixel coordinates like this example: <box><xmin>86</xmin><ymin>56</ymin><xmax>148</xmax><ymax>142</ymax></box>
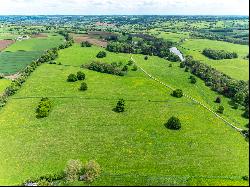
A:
<box><xmin>149</xmin><ymin>29</ymin><xmax>190</xmax><ymax>43</ymax></box>
<box><xmin>0</xmin><ymin>44</ymin><xmax>248</xmax><ymax>186</ymax></box>
<box><xmin>0</xmin><ymin>79</ymin><xmax>11</xmax><ymax>94</ymax></box>
<box><xmin>180</xmin><ymin>39</ymin><xmax>249</xmax><ymax>81</ymax></box>
<box><xmin>0</xmin><ymin>34</ymin><xmax>65</xmax><ymax>75</ymax></box>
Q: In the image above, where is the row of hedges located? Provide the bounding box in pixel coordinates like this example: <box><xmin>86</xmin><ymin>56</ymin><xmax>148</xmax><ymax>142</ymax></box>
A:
<box><xmin>183</xmin><ymin>56</ymin><xmax>249</xmax><ymax>118</ymax></box>
<box><xmin>202</xmin><ymin>48</ymin><xmax>238</xmax><ymax>60</ymax></box>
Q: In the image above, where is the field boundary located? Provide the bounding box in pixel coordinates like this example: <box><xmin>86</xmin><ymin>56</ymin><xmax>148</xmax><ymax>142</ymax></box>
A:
<box><xmin>131</xmin><ymin>56</ymin><xmax>243</xmax><ymax>133</ymax></box>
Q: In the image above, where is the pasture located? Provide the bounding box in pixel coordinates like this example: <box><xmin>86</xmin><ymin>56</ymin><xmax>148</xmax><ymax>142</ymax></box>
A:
<box><xmin>0</xmin><ymin>44</ymin><xmax>248</xmax><ymax>186</ymax></box>
<box><xmin>180</xmin><ymin>39</ymin><xmax>249</xmax><ymax>81</ymax></box>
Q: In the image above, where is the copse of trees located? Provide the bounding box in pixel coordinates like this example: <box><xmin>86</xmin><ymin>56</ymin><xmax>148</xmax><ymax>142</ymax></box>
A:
<box><xmin>202</xmin><ymin>48</ymin><xmax>238</xmax><ymax>60</ymax></box>
<box><xmin>184</xmin><ymin>56</ymin><xmax>249</xmax><ymax>118</ymax></box>
<box><xmin>85</xmin><ymin>61</ymin><xmax>126</xmax><ymax>76</ymax></box>
<box><xmin>106</xmin><ymin>35</ymin><xmax>180</xmax><ymax>62</ymax></box>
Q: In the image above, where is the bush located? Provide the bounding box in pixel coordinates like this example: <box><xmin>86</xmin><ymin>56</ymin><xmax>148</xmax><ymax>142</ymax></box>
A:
<box><xmin>185</xmin><ymin>67</ymin><xmax>189</xmax><ymax>72</ymax></box>
<box><xmin>114</xmin><ymin>99</ymin><xmax>125</xmax><ymax>113</ymax></box>
<box><xmin>127</xmin><ymin>60</ymin><xmax>134</xmax><ymax>66</ymax></box>
<box><xmin>77</xmin><ymin>71</ymin><xmax>86</xmax><ymax>80</ymax></box>
<box><xmin>64</xmin><ymin>160</ymin><xmax>83</xmax><ymax>181</ymax></box>
<box><xmin>190</xmin><ymin>76</ymin><xmax>197</xmax><ymax>84</ymax></box>
<box><xmin>180</xmin><ymin>62</ymin><xmax>185</xmax><ymax>68</ymax></box>
<box><xmin>37</xmin><ymin>179</ymin><xmax>51</xmax><ymax>186</ymax></box>
<box><xmin>172</xmin><ymin>89</ymin><xmax>183</xmax><ymax>98</ymax></box>
<box><xmin>81</xmin><ymin>41</ymin><xmax>92</xmax><ymax>47</ymax></box>
<box><xmin>67</xmin><ymin>74</ymin><xmax>78</xmax><ymax>82</ymax></box>
<box><xmin>215</xmin><ymin>96</ymin><xmax>222</xmax><ymax>103</ymax></box>
<box><xmin>217</xmin><ymin>106</ymin><xmax>225</xmax><ymax>114</ymax></box>
<box><xmin>80</xmin><ymin>161</ymin><xmax>101</xmax><ymax>183</ymax></box>
<box><xmin>242</xmin><ymin>176</ymin><xmax>249</xmax><ymax>181</ymax></box>
<box><xmin>165</xmin><ymin>116</ymin><xmax>181</xmax><ymax>130</ymax></box>
<box><xmin>36</xmin><ymin>97</ymin><xmax>52</xmax><ymax>118</ymax></box>
<box><xmin>132</xmin><ymin>65</ymin><xmax>138</xmax><ymax>71</ymax></box>
<box><xmin>144</xmin><ymin>56</ymin><xmax>148</xmax><ymax>60</ymax></box>
<box><xmin>169</xmin><ymin>64</ymin><xmax>172</xmax><ymax>68</ymax></box>
<box><xmin>79</xmin><ymin>82</ymin><xmax>88</xmax><ymax>91</ymax></box>
<box><xmin>122</xmin><ymin>65</ymin><xmax>129</xmax><ymax>72</ymax></box>
<box><xmin>96</xmin><ymin>51</ymin><xmax>107</xmax><ymax>58</ymax></box>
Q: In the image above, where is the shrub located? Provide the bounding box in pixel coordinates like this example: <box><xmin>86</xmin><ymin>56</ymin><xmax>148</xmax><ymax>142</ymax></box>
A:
<box><xmin>64</xmin><ymin>160</ymin><xmax>83</xmax><ymax>181</ymax></box>
<box><xmin>215</xmin><ymin>96</ymin><xmax>222</xmax><ymax>103</ymax></box>
<box><xmin>79</xmin><ymin>82</ymin><xmax>88</xmax><ymax>91</ymax></box>
<box><xmin>185</xmin><ymin>67</ymin><xmax>189</xmax><ymax>72</ymax></box>
<box><xmin>77</xmin><ymin>71</ymin><xmax>86</xmax><ymax>80</ymax></box>
<box><xmin>169</xmin><ymin>64</ymin><xmax>173</xmax><ymax>68</ymax></box>
<box><xmin>37</xmin><ymin>179</ymin><xmax>51</xmax><ymax>186</ymax></box>
<box><xmin>96</xmin><ymin>51</ymin><xmax>107</xmax><ymax>58</ymax></box>
<box><xmin>144</xmin><ymin>56</ymin><xmax>148</xmax><ymax>60</ymax></box>
<box><xmin>127</xmin><ymin>60</ymin><xmax>134</xmax><ymax>66</ymax></box>
<box><xmin>122</xmin><ymin>65</ymin><xmax>129</xmax><ymax>72</ymax></box>
<box><xmin>114</xmin><ymin>99</ymin><xmax>125</xmax><ymax>113</ymax></box>
<box><xmin>80</xmin><ymin>161</ymin><xmax>101</xmax><ymax>183</ymax></box>
<box><xmin>0</xmin><ymin>73</ymin><xmax>4</xmax><ymax>79</ymax></box>
<box><xmin>190</xmin><ymin>76</ymin><xmax>197</xmax><ymax>84</ymax></box>
<box><xmin>242</xmin><ymin>175</ymin><xmax>249</xmax><ymax>181</ymax></box>
<box><xmin>81</xmin><ymin>41</ymin><xmax>92</xmax><ymax>47</ymax></box>
<box><xmin>180</xmin><ymin>62</ymin><xmax>185</xmax><ymax>68</ymax></box>
<box><xmin>165</xmin><ymin>116</ymin><xmax>181</xmax><ymax>130</ymax></box>
<box><xmin>132</xmin><ymin>65</ymin><xmax>138</xmax><ymax>71</ymax></box>
<box><xmin>217</xmin><ymin>106</ymin><xmax>225</xmax><ymax>114</ymax></box>
<box><xmin>36</xmin><ymin>97</ymin><xmax>52</xmax><ymax>118</ymax></box>
<box><xmin>172</xmin><ymin>89</ymin><xmax>183</xmax><ymax>98</ymax></box>
<box><xmin>67</xmin><ymin>74</ymin><xmax>78</xmax><ymax>82</ymax></box>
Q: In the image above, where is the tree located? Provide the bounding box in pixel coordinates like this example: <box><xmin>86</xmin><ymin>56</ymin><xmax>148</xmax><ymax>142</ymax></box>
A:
<box><xmin>217</xmin><ymin>106</ymin><xmax>225</xmax><ymax>114</ymax></box>
<box><xmin>36</xmin><ymin>98</ymin><xmax>52</xmax><ymax>118</ymax></box>
<box><xmin>81</xmin><ymin>41</ymin><xmax>92</xmax><ymax>47</ymax></box>
<box><xmin>79</xmin><ymin>82</ymin><xmax>88</xmax><ymax>91</ymax></box>
<box><xmin>215</xmin><ymin>96</ymin><xmax>222</xmax><ymax>104</ymax></box>
<box><xmin>80</xmin><ymin>161</ymin><xmax>101</xmax><ymax>183</ymax></box>
<box><xmin>144</xmin><ymin>56</ymin><xmax>148</xmax><ymax>60</ymax></box>
<box><xmin>172</xmin><ymin>89</ymin><xmax>183</xmax><ymax>98</ymax></box>
<box><xmin>165</xmin><ymin>116</ymin><xmax>181</xmax><ymax>130</ymax></box>
<box><xmin>77</xmin><ymin>71</ymin><xmax>86</xmax><ymax>80</ymax></box>
<box><xmin>96</xmin><ymin>51</ymin><xmax>107</xmax><ymax>58</ymax></box>
<box><xmin>122</xmin><ymin>65</ymin><xmax>129</xmax><ymax>72</ymax></box>
<box><xmin>132</xmin><ymin>65</ymin><xmax>138</xmax><ymax>71</ymax></box>
<box><xmin>67</xmin><ymin>74</ymin><xmax>78</xmax><ymax>82</ymax></box>
<box><xmin>64</xmin><ymin>160</ymin><xmax>83</xmax><ymax>181</ymax></box>
<box><xmin>190</xmin><ymin>76</ymin><xmax>197</xmax><ymax>84</ymax></box>
<box><xmin>114</xmin><ymin>99</ymin><xmax>125</xmax><ymax>113</ymax></box>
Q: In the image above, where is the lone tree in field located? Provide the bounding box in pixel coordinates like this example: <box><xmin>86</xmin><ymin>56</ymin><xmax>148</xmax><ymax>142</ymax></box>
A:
<box><xmin>96</xmin><ymin>51</ymin><xmax>107</xmax><ymax>58</ymax></box>
<box><xmin>67</xmin><ymin>74</ymin><xmax>78</xmax><ymax>82</ymax></box>
<box><xmin>79</xmin><ymin>82</ymin><xmax>88</xmax><ymax>91</ymax></box>
<box><xmin>77</xmin><ymin>71</ymin><xmax>86</xmax><ymax>80</ymax></box>
<box><xmin>165</xmin><ymin>116</ymin><xmax>181</xmax><ymax>130</ymax></box>
<box><xmin>172</xmin><ymin>89</ymin><xmax>183</xmax><ymax>98</ymax></box>
<box><xmin>215</xmin><ymin>96</ymin><xmax>222</xmax><ymax>104</ymax></box>
<box><xmin>114</xmin><ymin>99</ymin><xmax>125</xmax><ymax>113</ymax></box>
<box><xmin>217</xmin><ymin>105</ymin><xmax>225</xmax><ymax>114</ymax></box>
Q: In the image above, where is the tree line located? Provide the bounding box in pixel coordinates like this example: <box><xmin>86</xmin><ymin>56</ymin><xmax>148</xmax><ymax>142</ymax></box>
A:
<box><xmin>202</xmin><ymin>48</ymin><xmax>238</xmax><ymax>60</ymax></box>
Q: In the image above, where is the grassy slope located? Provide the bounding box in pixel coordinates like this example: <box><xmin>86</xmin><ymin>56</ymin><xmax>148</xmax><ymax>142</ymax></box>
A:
<box><xmin>0</xmin><ymin>45</ymin><xmax>248</xmax><ymax>186</ymax></box>
<box><xmin>179</xmin><ymin>39</ymin><xmax>249</xmax><ymax>81</ymax></box>
<box><xmin>149</xmin><ymin>29</ymin><xmax>190</xmax><ymax>43</ymax></box>
<box><xmin>0</xmin><ymin>79</ymin><xmax>11</xmax><ymax>94</ymax></box>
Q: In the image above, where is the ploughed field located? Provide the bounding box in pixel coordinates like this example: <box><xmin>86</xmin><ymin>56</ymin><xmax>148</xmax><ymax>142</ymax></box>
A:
<box><xmin>0</xmin><ymin>44</ymin><xmax>248</xmax><ymax>186</ymax></box>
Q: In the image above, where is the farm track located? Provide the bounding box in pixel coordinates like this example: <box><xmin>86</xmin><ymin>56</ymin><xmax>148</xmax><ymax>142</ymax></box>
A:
<box><xmin>131</xmin><ymin>56</ymin><xmax>244</xmax><ymax>134</ymax></box>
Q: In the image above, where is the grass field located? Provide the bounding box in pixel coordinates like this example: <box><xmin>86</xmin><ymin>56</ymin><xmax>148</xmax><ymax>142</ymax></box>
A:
<box><xmin>0</xmin><ymin>34</ymin><xmax>65</xmax><ymax>75</ymax></box>
<box><xmin>5</xmin><ymin>34</ymin><xmax>64</xmax><ymax>52</ymax></box>
<box><xmin>149</xmin><ymin>29</ymin><xmax>190</xmax><ymax>43</ymax></box>
<box><xmin>0</xmin><ymin>79</ymin><xmax>11</xmax><ymax>94</ymax></box>
<box><xmin>179</xmin><ymin>39</ymin><xmax>249</xmax><ymax>81</ymax></box>
<box><xmin>0</xmin><ymin>44</ymin><xmax>248</xmax><ymax>186</ymax></box>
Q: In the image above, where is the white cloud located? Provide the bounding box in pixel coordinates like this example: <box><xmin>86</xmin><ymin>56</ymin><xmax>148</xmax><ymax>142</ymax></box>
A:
<box><xmin>0</xmin><ymin>0</ymin><xmax>249</xmax><ymax>15</ymax></box>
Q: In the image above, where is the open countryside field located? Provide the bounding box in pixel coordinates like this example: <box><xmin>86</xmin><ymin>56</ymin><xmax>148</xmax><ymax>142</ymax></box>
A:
<box><xmin>149</xmin><ymin>29</ymin><xmax>190</xmax><ymax>43</ymax></box>
<box><xmin>0</xmin><ymin>34</ymin><xmax>65</xmax><ymax>75</ymax></box>
<box><xmin>0</xmin><ymin>79</ymin><xmax>11</xmax><ymax>94</ymax></box>
<box><xmin>180</xmin><ymin>39</ymin><xmax>249</xmax><ymax>81</ymax></box>
<box><xmin>0</xmin><ymin>44</ymin><xmax>248</xmax><ymax>186</ymax></box>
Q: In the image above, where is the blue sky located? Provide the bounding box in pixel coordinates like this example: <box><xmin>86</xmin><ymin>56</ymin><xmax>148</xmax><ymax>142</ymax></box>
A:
<box><xmin>0</xmin><ymin>0</ymin><xmax>249</xmax><ymax>15</ymax></box>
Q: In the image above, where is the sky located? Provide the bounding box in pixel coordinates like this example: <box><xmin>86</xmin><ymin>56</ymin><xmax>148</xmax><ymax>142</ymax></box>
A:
<box><xmin>0</xmin><ymin>0</ymin><xmax>249</xmax><ymax>15</ymax></box>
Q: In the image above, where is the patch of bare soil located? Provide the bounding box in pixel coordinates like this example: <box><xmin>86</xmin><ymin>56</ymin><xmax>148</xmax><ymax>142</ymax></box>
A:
<box><xmin>73</xmin><ymin>34</ymin><xmax>108</xmax><ymax>48</ymax></box>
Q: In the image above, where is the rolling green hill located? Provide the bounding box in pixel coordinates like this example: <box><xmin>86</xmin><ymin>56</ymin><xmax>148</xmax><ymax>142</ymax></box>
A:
<box><xmin>0</xmin><ymin>44</ymin><xmax>248</xmax><ymax>186</ymax></box>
